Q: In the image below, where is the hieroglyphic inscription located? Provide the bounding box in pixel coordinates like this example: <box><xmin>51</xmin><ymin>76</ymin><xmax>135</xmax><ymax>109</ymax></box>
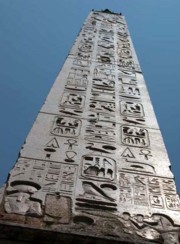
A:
<box><xmin>121</xmin><ymin>126</ymin><xmax>149</xmax><ymax>147</ymax></box>
<box><xmin>92</xmin><ymin>79</ymin><xmax>115</xmax><ymax>95</ymax></box>
<box><xmin>120</xmin><ymin>101</ymin><xmax>145</xmax><ymax>125</ymax></box>
<box><xmin>59</xmin><ymin>66</ymin><xmax>90</xmax><ymax>117</ymax></box>
<box><xmin>1</xmin><ymin>10</ymin><xmax>180</xmax><ymax>243</ymax></box>
<box><xmin>76</xmin><ymin>179</ymin><xmax>118</xmax><ymax>211</ymax></box>
<box><xmin>81</xmin><ymin>155</ymin><xmax>115</xmax><ymax>181</ymax></box>
<box><xmin>85</xmin><ymin>120</ymin><xmax>116</xmax><ymax>143</ymax></box>
<box><xmin>6</xmin><ymin>158</ymin><xmax>78</xmax><ymax>207</ymax></box>
<box><xmin>94</xmin><ymin>64</ymin><xmax>115</xmax><ymax>80</ymax></box>
<box><xmin>89</xmin><ymin>99</ymin><xmax>115</xmax><ymax>114</ymax></box>
<box><xmin>65</xmin><ymin>71</ymin><xmax>88</xmax><ymax>92</ymax></box>
<box><xmin>60</xmin><ymin>92</ymin><xmax>85</xmax><ymax>109</ymax></box>
<box><xmin>52</xmin><ymin>116</ymin><xmax>82</xmax><ymax>137</ymax></box>
<box><xmin>119</xmin><ymin>172</ymin><xmax>180</xmax><ymax>211</ymax></box>
<box><xmin>120</xmin><ymin>85</ymin><xmax>140</xmax><ymax>99</ymax></box>
<box><xmin>120</xmin><ymin>101</ymin><xmax>144</xmax><ymax>117</ymax></box>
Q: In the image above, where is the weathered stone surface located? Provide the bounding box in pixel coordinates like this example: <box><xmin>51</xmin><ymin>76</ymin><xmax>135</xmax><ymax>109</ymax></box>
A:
<box><xmin>25</xmin><ymin>216</ymin><xmax>42</xmax><ymax>227</ymax></box>
<box><xmin>44</xmin><ymin>195</ymin><xmax>71</xmax><ymax>224</ymax></box>
<box><xmin>0</xmin><ymin>185</ymin><xmax>5</xmax><ymax>206</ymax></box>
<box><xmin>4</xmin><ymin>183</ymin><xmax>42</xmax><ymax>216</ymax></box>
<box><xmin>0</xmin><ymin>9</ymin><xmax>180</xmax><ymax>244</ymax></box>
<box><xmin>0</xmin><ymin>213</ymin><xmax>25</xmax><ymax>224</ymax></box>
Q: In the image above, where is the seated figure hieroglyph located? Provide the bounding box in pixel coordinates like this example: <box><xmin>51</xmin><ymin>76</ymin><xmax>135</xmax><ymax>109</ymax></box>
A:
<box><xmin>4</xmin><ymin>181</ymin><xmax>42</xmax><ymax>217</ymax></box>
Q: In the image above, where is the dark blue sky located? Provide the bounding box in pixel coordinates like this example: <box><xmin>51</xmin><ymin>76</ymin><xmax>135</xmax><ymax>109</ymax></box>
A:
<box><xmin>0</xmin><ymin>0</ymin><xmax>180</xmax><ymax>191</ymax></box>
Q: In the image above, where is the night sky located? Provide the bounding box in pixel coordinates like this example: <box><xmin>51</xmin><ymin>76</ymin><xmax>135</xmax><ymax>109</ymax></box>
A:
<box><xmin>0</xmin><ymin>0</ymin><xmax>180</xmax><ymax>192</ymax></box>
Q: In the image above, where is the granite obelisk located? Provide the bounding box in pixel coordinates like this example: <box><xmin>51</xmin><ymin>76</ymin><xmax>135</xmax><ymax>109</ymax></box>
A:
<box><xmin>0</xmin><ymin>10</ymin><xmax>180</xmax><ymax>244</ymax></box>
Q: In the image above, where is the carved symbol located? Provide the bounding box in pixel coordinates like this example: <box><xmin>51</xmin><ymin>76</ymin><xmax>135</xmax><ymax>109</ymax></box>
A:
<box><xmin>99</xmin><ymin>56</ymin><xmax>110</xmax><ymax>63</ymax></box>
<box><xmin>121</xmin><ymin>147</ymin><xmax>135</xmax><ymax>158</ymax></box>
<box><xmin>85</xmin><ymin>121</ymin><xmax>116</xmax><ymax>143</ymax></box>
<box><xmin>33</xmin><ymin>161</ymin><xmax>46</xmax><ymax>170</ymax></box>
<box><xmin>134</xmin><ymin>175</ymin><xmax>146</xmax><ymax>185</ymax></box>
<box><xmin>99</xmin><ymin>28</ymin><xmax>114</xmax><ymax>35</ymax></box>
<box><xmin>66</xmin><ymin>73</ymin><xmax>88</xmax><ymax>91</ymax></box>
<box><xmin>44</xmin><ymin>138</ymin><xmax>59</xmax><ymax>153</ymax></box>
<box><xmin>122</xmin><ymin>117</ymin><xmax>145</xmax><ymax>126</ymax></box>
<box><xmin>133</xmin><ymin>184</ymin><xmax>148</xmax><ymax>206</ymax></box>
<box><xmin>45</xmin><ymin>154</ymin><xmax>51</xmax><ymax>159</ymax></box>
<box><xmin>118</xmin><ymin>69</ymin><xmax>135</xmax><ymax>76</ymax></box>
<box><xmin>120</xmin><ymin>101</ymin><xmax>144</xmax><ymax>117</ymax></box>
<box><xmin>162</xmin><ymin>179</ymin><xmax>177</xmax><ymax>195</ymax></box>
<box><xmin>119</xmin><ymin>213</ymin><xmax>180</xmax><ymax>241</ymax></box>
<box><xmin>165</xmin><ymin>195</ymin><xmax>180</xmax><ymax>210</ymax></box>
<box><xmin>76</xmin><ymin>181</ymin><xmax>117</xmax><ymax>211</ymax></box>
<box><xmin>29</xmin><ymin>169</ymin><xmax>44</xmax><ymax>182</ymax></box>
<box><xmin>99</xmin><ymin>36</ymin><xmax>114</xmax><ymax>44</ymax></box>
<box><xmin>119</xmin><ymin>58</ymin><xmax>134</xmax><ymax>69</ymax></box>
<box><xmin>98</xmin><ymin>46</ymin><xmax>114</xmax><ymax>56</ymax></box>
<box><xmin>60</xmin><ymin>182</ymin><xmax>74</xmax><ymax>192</ymax></box>
<box><xmin>60</xmin><ymin>92</ymin><xmax>85</xmax><ymax>108</ymax></box>
<box><xmin>117</xmin><ymin>31</ymin><xmax>128</xmax><ymax>38</ymax></box>
<box><xmin>78</xmin><ymin>41</ymin><xmax>93</xmax><ymax>52</ymax></box>
<box><xmin>98</xmin><ymin>42</ymin><xmax>114</xmax><ymax>50</ymax></box>
<box><xmin>121</xmin><ymin>126</ymin><xmax>149</xmax><ymax>147</ymax></box>
<box><xmin>119</xmin><ymin>188</ymin><xmax>133</xmax><ymax>204</ymax></box>
<box><xmin>81</xmin><ymin>181</ymin><xmax>115</xmax><ymax>200</ymax></box>
<box><xmin>45</xmin><ymin>171</ymin><xmax>60</xmax><ymax>182</ymax></box>
<box><xmin>118</xmin><ymin>48</ymin><xmax>132</xmax><ymax>59</ymax></box>
<box><xmin>122</xmin><ymin>159</ymin><xmax>155</xmax><ymax>175</ymax></box>
<box><xmin>89</xmin><ymin>100</ymin><xmax>115</xmax><ymax>113</ymax></box>
<box><xmin>28</xmin><ymin>161</ymin><xmax>47</xmax><ymax>180</ymax></box>
<box><xmin>4</xmin><ymin>181</ymin><xmax>42</xmax><ymax>216</ymax></box>
<box><xmin>88</xmin><ymin>112</ymin><xmax>115</xmax><ymax>123</ymax></box>
<box><xmin>150</xmin><ymin>195</ymin><xmax>164</xmax><ymax>208</ymax></box>
<box><xmin>45</xmin><ymin>163</ymin><xmax>61</xmax><ymax>184</ymax></box>
<box><xmin>46</xmin><ymin>138</ymin><xmax>59</xmax><ymax>148</ymax></box>
<box><xmin>119</xmin><ymin>173</ymin><xmax>131</xmax><ymax>187</ymax></box>
<box><xmin>59</xmin><ymin>107</ymin><xmax>83</xmax><ymax>117</ymax></box>
<box><xmin>118</xmin><ymin>41</ymin><xmax>130</xmax><ymax>49</ymax></box>
<box><xmin>82</xmin><ymin>155</ymin><xmax>115</xmax><ymax>180</ymax></box>
<box><xmin>83</xmin><ymin>26</ymin><xmax>94</xmax><ymax>33</ymax></box>
<box><xmin>73</xmin><ymin>58</ymin><xmax>91</xmax><ymax>68</ymax></box>
<box><xmin>12</xmin><ymin>160</ymin><xmax>31</xmax><ymax>177</ymax></box>
<box><xmin>139</xmin><ymin>149</ymin><xmax>152</xmax><ymax>160</ymax></box>
<box><xmin>120</xmin><ymin>85</ymin><xmax>140</xmax><ymax>99</ymax></box>
<box><xmin>62</xmin><ymin>168</ymin><xmax>76</xmax><ymax>180</ymax></box>
<box><xmin>49</xmin><ymin>162</ymin><xmax>61</xmax><ymax>169</ymax></box>
<box><xmin>42</xmin><ymin>186</ymin><xmax>56</xmax><ymax>193</ymax></box>
<box><xmin>91</xmin><ymin>91</ymin><xmax>115</xmax><ymax>102</ymax></box>
<box><xmin>60</xmin><ymin>165</ymin><xmax>77</xmax><ymax>193</ymax></box>
<box><xmin>86</xmin><ymin>142</ymin><xmax>116</xmax><ymax>154</ymax></box>
<box><xmin>52</xmin><ymin>117</ymin><xmax>81</xmax><ymax>137</ymax></box>
<box><xmin>76</xmin><ymin>51</ymin><xmax>91</xmax><ymax>61</ymax></box>
<box><xmin>70</xmin><ymin>66</ymin><xmax>90</xmax><ymax>76</ymax></box>
<box><xmin>92</xmin><ymin>79</ymin><xmax>115</xmax><ymax>93</ymax></box>
<box><xmin>93</xmin><ymin>66</ymin><xmax>115</xmax><ymax>80</ymax></box>
<box><xmin>65</xmin><ymin>151</ymin><xmax>77</xmax><ymax>163</ymax></box>
<box><xmin>65</xmin><ymin>139</ymin><xmax>78</xmax><ymax>150</ymax></box>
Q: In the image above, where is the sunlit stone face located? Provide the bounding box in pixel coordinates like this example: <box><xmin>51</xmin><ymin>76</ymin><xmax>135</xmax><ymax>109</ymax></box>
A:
<box><xmin>0</xmin><ymin>10</ymin><xmax>180</xmax><ymax>243</ymax></box>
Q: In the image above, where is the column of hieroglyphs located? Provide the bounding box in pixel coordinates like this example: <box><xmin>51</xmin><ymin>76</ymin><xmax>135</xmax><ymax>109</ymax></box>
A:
<box><xmin>0</xmin><ymin>10</ymin><xmax>180</xmax><ymax>243</ymax></box>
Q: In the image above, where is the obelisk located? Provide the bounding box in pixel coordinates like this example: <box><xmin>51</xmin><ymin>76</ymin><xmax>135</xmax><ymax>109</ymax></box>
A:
<box><xmin>0</xmin><ymin>9</ymin><xmax>180</xmax><ymax>244</ymax></box>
